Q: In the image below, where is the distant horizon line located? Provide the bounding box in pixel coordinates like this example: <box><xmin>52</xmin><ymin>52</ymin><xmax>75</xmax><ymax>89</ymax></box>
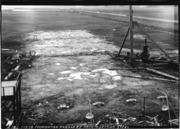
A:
<box><xmin>2</xmin><ymin>5</ymin><xmax>176</xmax><ymax>10</ymax></box>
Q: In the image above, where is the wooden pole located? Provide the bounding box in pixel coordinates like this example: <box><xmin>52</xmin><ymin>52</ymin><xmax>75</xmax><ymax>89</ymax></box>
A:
<box><xmin>122</xmin><ymin>75</ymin><xmax>178</xmax><ymax>83</ymax></box>
<box><xmin>89</xmin><ymin>99</ymin><xmax>94</xmax><ymax>129</ymax></box>
<box><xmin>144</xmin><ymin>97</ymin><xmax>146</xmax><ymax>126</ymax></box>
<box><xmin>13</xmin><ymin>87</ymin><xmax>16</xmax><ymax>125</ymax></box>
<box><xmin>118</xmin><ymin>27</ymin><xmax>130</xmax><ymax>56</ymax></box>
<box><xmin>134</xmin><ymin>22</ymin><xmax>173</xmax><ymax>61</ymax></box>
<box><xmin>146</xmin><ymin>68</ymin><xmax>178</xmax><ymax>80</ymax></box>
<box><xmin>129</xmin><ymin>6</ymin><xmax>134</xmax><ymax>60</ymax></box>
<box><xmin>145</xmin><ymin>38</ymin><xmax>147</xmax><ymax>46</ymax></box>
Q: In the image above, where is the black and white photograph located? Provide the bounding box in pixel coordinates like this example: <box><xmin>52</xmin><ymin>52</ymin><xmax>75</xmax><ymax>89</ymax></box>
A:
<box><xmin>1</xmin><ymin>4</ymin><xmax>179</xmax><ymax>129</ymax></box>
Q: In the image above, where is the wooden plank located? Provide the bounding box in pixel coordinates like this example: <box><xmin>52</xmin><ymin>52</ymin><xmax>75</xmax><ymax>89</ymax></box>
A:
<box><xmin>2</xmin><ymin>49</ymin><xmax>21</xmax><ymax>55</ymax></box>
<box><xmin>109</xmin><ymin>67</ymin><xmax>167</xmax><ymax>71</ymax></box>
<box><xmin>4</xmin><ymin>72</ymin><xmax>13</xmax><ymax>80</ymax></box>
<box><xmin>146</xmin><ymin>68</ymin><xmax>178</xmax><ymax>80</ymax></box>
<box><xmin>122</xmin><ymin>75</ymin><xmax>178</xmax><ymax>83</ymax></box>
<box><xmin>148</xmin><ymin>59</ymin><xmax>176</xmax><ymax>63</ymax></box>
<box><xmin>151</xmin><ymin>63</ymin><xmax>169</xmax><ymax>66</ymax></box>
<box><xmin>2</xmin><ymin>81</ymin><xmax>17</xmax><ymax>87</ymax></box>
<box><xmin>14</xmin><ymin>66</ymin><xmax>20</xmax><ymax>71</ymax></box>
<box><xmin>109</xmin><ymin>67</ymin><xmax>145</xmax><ymax>70</ymax></box>
<box><xmin>1</xmin><ymin>81</ymin><xmax>17</xmax><ymax>96</ymax></box>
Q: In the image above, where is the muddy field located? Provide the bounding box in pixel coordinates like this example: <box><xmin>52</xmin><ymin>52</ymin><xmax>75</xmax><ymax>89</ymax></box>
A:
<box><xmin>1</xmin><ymin>6</ymin><xmax>179</xmax><ymax>127</ymax></box>
<box><xmin>19</xmin><ymin>29</ymin><xmax>178</xmax><ymax>127</ymax></box>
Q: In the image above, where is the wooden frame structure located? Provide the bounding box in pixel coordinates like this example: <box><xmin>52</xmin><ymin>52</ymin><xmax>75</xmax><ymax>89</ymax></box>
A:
<box><xmin>1</xmin><ymin>72</ymin><xmax>22</xmax><ymax>127</ymax></box>
<box><xmin>118</xmin><ymin>6</ymin><xmax>174</xmax><ymax>63</ymax></box>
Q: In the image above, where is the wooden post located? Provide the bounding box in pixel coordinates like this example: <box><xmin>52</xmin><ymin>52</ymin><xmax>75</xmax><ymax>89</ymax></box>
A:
<box><xmin>144</xmin><ymin>97</ymin><xmax>146</xmax><ymax>126</ymax></box>
<box><xmin>129</xmin><ymin>6</ymin><xmax>134</xmax><ymax>60</ymax></box>
<box><xmin>13</xmin><ymin>87</ymin><xmax>16</xmax><ymax>125</ymax></box>
<box><xmin>18</xmin><ymin>74</ymin><xmax>22</xmax><ymax>119</ymax></box>
<box><xmin>145</xmin><ymin>38</ymin><xmax>147</xmax><ymax>46</ymax></box>
<box><xmin>89</xmin><ymin>99</ymin><xmax>94</xmax><ymax>129</ymax></box>
<box><xmin>118</xmin><ymin>27</ymin><xmax>130</xmax><ymax>56</ymax></box>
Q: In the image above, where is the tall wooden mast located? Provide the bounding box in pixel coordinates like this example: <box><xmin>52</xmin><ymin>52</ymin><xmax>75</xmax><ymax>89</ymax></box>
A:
<box><xmin>129</xmin><ymin>5</ymin><xmax>134</xmax><ymax>60</ymax></box>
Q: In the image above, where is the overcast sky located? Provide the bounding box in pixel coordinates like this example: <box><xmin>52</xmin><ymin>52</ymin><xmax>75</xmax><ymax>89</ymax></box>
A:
<box><xmin>2</xmin><ymin>5</ymin><xmax>176</xmax><ymax>10</ymax></box>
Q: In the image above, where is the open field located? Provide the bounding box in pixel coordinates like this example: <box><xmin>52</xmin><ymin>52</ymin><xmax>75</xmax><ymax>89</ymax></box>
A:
<box><xmin>2</xmin><ymin>6</ymin><xmax>178</xmax><ymax>49</ymax></box>
<box><xmin>1</xmin><ymin>6</ymin><xmax>179</xmax><ymax>127</ymax></box>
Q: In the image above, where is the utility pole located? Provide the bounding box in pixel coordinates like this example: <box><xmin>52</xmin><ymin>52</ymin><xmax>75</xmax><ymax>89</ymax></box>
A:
<box><xmin>129</xmin><ymin>5</ymin><xmax>134</xmax><ymax>60</ymax></box>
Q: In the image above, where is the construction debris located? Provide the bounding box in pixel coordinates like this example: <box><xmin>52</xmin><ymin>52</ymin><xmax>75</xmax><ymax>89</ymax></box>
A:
<box><xmin>92</xmin><ymin>68</ymin><xmax>118</xmax><ymax>76</ymax></box>
<box><xmin>37</xmin><ymin>103</ymin><xmax>42</xmax><ymax>107</ymax></box>
<box><xmin>157</xmin><ymin>95</ymin><xmax>168</xmax><ymax>100</ymax></box>
<box><xmin>95</xmin><ymin>120</ymin><xmax>102</xmax><ymax>126</ymax></box>
<box><xmin>92</xmin><ymin>102</ymin><xmax>105</xmax><ymax>107</ymax></box>
<box><xmin>5</xmin><ymin>118</ymin><xmax>14</xmax><ymax>128</ymax></box>
<box><xmin>119</xmin><ymin>118</ymin><xmax>128</xmax><ymax>123</ymax></box>
<box><xmin>168</xmin><ymin>119</ymin><xmax>179</xmax><ymax>126</ymax></box>
<box><xmin>2</xmin><ymin>50</ymin><xmax>36</xmax><ymax>81</ymax></box>
<box><xmin>57</xmin><ymin>104</ymin><xmax>70</xmax><ymax>110</ymax></box>
<box><xmin>127</xmin><ymin>117</ymin><xmax>136</xmax><ymax>122</ymax></box>
<box><xmin>146</xmin><ymin>115</ymin><xmax>160</xmax><ymax>126</ymax></box>
<box><xmin>28</xmin><ymin>118</ymin><xmax>36</xmax><ymax>121</ymax></box>
<box><xmin>4</xmin><ymin>72</ymin><xmax>13</xmax><ymax>80</ymax></box>
<box><xmin>126</xmin><ymin>99</ymin><xmax>137</xmax><ymax>104</ymax></box>
<box><xmin>112</xmin><ymin>76</ymin><xmax>122</xmax><ymax>81</ymax></box>
<box><xmin>114</xmin><ymin>117</ymin><xmax>120</xmax><ymax>125</ymax></box>
<box><xmin>94</xmin><ymin>113</ymin><xmax>138</xmax><ymax>127</ymax></box>
<box><xmin>12</xmin><ymin>53</ymin><xmax>21</xmax><ymax>60</ymax></box>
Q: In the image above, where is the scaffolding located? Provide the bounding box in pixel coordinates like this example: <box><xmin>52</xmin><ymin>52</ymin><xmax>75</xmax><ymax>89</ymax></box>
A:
<box><xmin>1</xmin><ymin>72</ymin><xmax>22</xmax><ymax>128</ymax></box>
